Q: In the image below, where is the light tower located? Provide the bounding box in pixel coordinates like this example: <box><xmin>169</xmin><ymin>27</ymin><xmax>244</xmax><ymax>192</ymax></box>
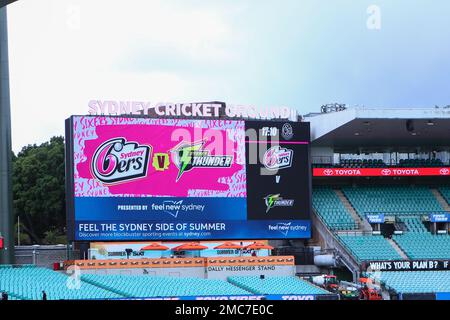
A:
<box><xmin>0</xmin><ymin>5</ymin><xmax>15</xmax><ymax>264</ymax></box>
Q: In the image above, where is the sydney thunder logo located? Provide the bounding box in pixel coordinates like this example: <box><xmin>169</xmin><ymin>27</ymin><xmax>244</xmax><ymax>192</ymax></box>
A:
<box><xmin>172</xmin><ymin>141</ymin><xmax>233</xmax><ymax>182</ymax></box>
<box><xmin>264</xmin><ymin>194</ymin><xmax>294</xmax><ymax>213</ymax></box>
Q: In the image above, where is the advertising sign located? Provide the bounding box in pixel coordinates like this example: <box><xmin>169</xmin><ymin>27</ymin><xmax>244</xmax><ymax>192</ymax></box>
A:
<box><xmin>102</xmin><ymin>294</ymin><xmax>322</xmax><ymax>300</ymax></box>
<box><xmin>66</xmin><ymin>116</ymin><xmax>311</xmax><ymax>241</ymax></box>
<box><xmin>313</xmin><ymin>167</ymin><xmax>450</xmax><ymax>177</ymax></box>
<box><xmin>430</xmin><ymin>213</ymin><xmax>449</xmax><ymax>223</ymax></box>
<box><xmin>366</xmin><ymin>260</ymin><xmax>450</xmax><ymax>271</ymax></box>
<box><xmin>436</xmin><ymin>293</ymin><xmax>450</xmax><ymax>300</ymax></box>
<box><xmin>366</xmin><ymin>214</ymin><xmax>385</xmax><ymax>224</ymax></box>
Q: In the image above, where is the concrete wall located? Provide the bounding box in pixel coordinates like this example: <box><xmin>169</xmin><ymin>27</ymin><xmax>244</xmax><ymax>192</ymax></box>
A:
<box><xmin>311</xmin><ymin>147</ymin><xmax>334</xmax><ymax>164</ymax></box>
<box><xmin>78</xmin><ymin>267</ymin><xmax>206</xmax><ymax>278</ymax></box>
<box><xmin>206</xmin><ymin>265</ymin><xmax>295</xmax><ymax>280</ymax></box>
<box><xmin>67</xmin><ymin>264</ymin><xmax>295</xmax><ymax>280</ymax></box>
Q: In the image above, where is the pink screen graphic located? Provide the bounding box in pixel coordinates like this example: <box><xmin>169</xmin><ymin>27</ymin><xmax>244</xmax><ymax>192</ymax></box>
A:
<box><xmin>73</xmin><ymin>116</ymin><xmax>247</xmax><ymax>198</ymax></box>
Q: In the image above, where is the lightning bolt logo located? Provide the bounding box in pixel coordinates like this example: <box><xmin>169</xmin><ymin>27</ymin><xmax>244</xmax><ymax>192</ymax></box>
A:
<box><xmin>264</xmin><ymin>194</ymin><xmax>280</xmax><ymax>213</ymax></box>
<box><xmin>172</xmin><ymin>141</ymin><xmax>205</xmax><ymax>182</ymax></box>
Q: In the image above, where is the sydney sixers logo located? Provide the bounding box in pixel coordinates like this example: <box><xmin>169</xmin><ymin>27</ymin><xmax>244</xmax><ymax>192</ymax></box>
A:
<box><xmin>263</xmin><ymin>146</ymin><xmax>293</xmax><ymax>171</ymax></box>
<box><xmin>91</xmin><ymin>138</ymin><xmax>151</xmax><ymax>184</ymax></box>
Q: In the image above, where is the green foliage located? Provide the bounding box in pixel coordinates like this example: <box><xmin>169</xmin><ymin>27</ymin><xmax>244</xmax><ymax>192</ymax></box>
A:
<box><xmin>43</xmin><ymin>229</ymin><xmax>67</xmax><ymax>245</ymax></box>
<box><xmin>12</xmin><ymin>136</ymin><xmax>66</xmax><ymax>244</ymax></box>
<box><xmin>14</xmin><ymin>222</ymin><xmax>31</xmax><ymax>245</ymax></box>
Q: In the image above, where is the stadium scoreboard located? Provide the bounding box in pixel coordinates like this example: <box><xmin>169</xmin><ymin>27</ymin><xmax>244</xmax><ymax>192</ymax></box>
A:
<box><xmin>65</xmin><ymin>116</ymin><xmax>312</xmax><ymax>241</ymax></box>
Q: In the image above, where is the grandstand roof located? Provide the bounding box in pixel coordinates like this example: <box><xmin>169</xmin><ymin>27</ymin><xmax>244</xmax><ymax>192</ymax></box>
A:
<box><xmin>305</xmin><ymin>107</ymin><xmax>450</xmax><ymax>151</ymax></box>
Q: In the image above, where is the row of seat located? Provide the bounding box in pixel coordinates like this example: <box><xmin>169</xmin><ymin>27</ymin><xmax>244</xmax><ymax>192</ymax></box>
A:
<box><xmin>439</xmin><ymin>187</ymin><xmax>450</xmax><ymax>205</ymax></box>
<box><xmin>227</xmin><ymin>276</ymin><xmax>329</xmax><ymax>295</ymax></box>
<box><xmin>398</xmin><ymin>159</ymin><xmax>444</xmax><ymax>167</ymax></box>
<box><xmin>338</xmin><ymin>159</ymin><xmax>387</xmax><ymax>168</ymax></box>
<box><xmin>313</xmin><ymin>188</ymin><xmax>358</xmax><ymax>230</ymax></box>
<box><xmin>2</xmin><ymin>266</ymin><xmax>332</xmax><ymax>299</ymax></box>
<box><xmin>337</xmin><ymin>234</ymin><xmax>403</xmax><ymax>262</ymax></box>
<box><xmin>342</xmin><ymin>186</ymin><xmax>443</xmax><ymax>217</ymax></box>
<box><xmin>0</xmin><ymin>265</ymin><xmax>122</xmax><ymax>300</ymax></box>
<box><xmin>393</xmin><ymin>233</ymin><xmax>450</xmax><ymax>260</ymax></box>
<box><xmin>369</xmin><ymin>271</ymin><xmax>450</xmax><ymax>294</ymax></box>
<box><xmin>313</xmin><ymin>159</ymin><xmax>447</xmax><ymax>168</ymax></box>
<box><xmin>399</xmin><ymin>216</ymin><xmax>429</xmax><ymax>233</ymax></box>
<box><xmin>81</xmin><ymin>274</ymin><xmax>251</xmax><ymax>298</ymax></box>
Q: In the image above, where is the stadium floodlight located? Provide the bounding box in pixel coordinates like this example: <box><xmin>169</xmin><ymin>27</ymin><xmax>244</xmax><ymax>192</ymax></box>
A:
<box><xmin>0</xmin><ymin>6</ymin><xmax>14</xmax><ymax>264</ymax></box>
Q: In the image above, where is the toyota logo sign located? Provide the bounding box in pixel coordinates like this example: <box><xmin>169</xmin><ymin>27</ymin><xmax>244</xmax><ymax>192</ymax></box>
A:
<box><xmin>440</xmin><ymin>168</ymin><xmax>449</xmax><ymax>175</ymax></box>
<box><xmin>381</xmin><ymin>169</ymin><xmax>392</xmax><ymax>176</ymax></box>
<box><xmin>324</xmin><ymin>169</ymin><xmax>334</xmax><ymax>176</ymax></box>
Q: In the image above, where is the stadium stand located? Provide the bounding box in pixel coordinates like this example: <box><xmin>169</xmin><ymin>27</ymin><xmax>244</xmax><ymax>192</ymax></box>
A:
<box><xmin>312</xmin><ymin>158</ymin><xmax>446</xmax><ymax>169</ymax></box>
<box><xmin>398</xmin><ymin>159</ymin><xmax>445</xmax><ymax>168</ymax></box>
<box><xmin>370</xmin><ymin>271</ymin><xmax>450</xmax><ymax>294</ymax></box>
<box><xmin>337</xmin><ymin>234</ymin><xmax>403</xmax><ymax>262</ymax></box>
<box><xmin>438</xmin><ymin>186</ymin><xmax>450</xmax><ymax>205</ymax></box>
<box><xmin>81</xmin><ymin>274</ymin><xmax>251</xmax><ymax>298</ymax></box>
<box><xmin>0</xmin><ymin>266</ymin><xmax>334</xmax><ymax>300</ymax></box>
<box><xmin>0</xmin><ymin>265</ymin><xmax>123</xmax><ymax>300</ymax></box>
<box><xmin>398</xmin><ymin>216</ymin><xmax>428</xmax><ymax>233</ymax></box>
<box><xmin>338</xmin><ymin>159</ymin><xmax>387</xmax><ymax>168</ymax></box>
<box><xmin>327</xmin><ymin>186</ymin><xmax>450</xmax><ymax>262</ymax></box>
<box><xmin>393</xmin><ymin>233</ymin><xmax>450</xmax><ymax>260</ymax></box>
<box><xmin>312</xmin><ymin>187</ymin><xmax>358</xmax><ymax>230</ymax></box>
<box><xmin>227</xmin><ymin>276</ymin><xmax>329</xmax><ymax>295</ymax></box>
<box><xmin>342</xmin><ymin>186</ymin><xmax>443</xmax><ymax>218</ymax></box>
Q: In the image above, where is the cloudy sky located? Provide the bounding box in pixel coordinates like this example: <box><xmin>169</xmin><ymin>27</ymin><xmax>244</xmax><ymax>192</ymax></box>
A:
<box><xmin>6</xmin><ymin>0</ymin><xmax>450</xmax><ymax>152</ymax></box>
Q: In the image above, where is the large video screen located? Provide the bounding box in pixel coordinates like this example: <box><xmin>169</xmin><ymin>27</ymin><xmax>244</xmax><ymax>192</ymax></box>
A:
<box><xmin>66</xmin><ymin>116</ymin><xmax>311</xmax><ymax>241</ymax></box>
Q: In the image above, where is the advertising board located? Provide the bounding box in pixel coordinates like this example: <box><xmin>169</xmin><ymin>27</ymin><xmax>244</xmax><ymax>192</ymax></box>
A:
<box><xmin>66</xmin><ymin>116</ymin><xmax>311</xmax><ymax>241</ymax></box>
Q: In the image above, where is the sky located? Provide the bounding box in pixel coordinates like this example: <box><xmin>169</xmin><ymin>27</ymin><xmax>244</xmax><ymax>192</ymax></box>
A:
<box><xmin>6</xmin><ymin>0</ymin><xmax>450</xmax><ymax>152</ymax></box>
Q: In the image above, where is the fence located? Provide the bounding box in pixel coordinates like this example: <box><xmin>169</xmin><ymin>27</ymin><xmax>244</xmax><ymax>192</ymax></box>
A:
<box><xmin>14</xmin><ymin>245</ymin><xmax>80</xmax><ymax>268</ymax></box>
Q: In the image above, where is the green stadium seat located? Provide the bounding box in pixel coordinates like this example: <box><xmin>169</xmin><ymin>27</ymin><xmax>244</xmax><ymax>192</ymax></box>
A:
<box><xmin>342</xmin><ymin>186</ymin><xmax>443</xmax><ymax>218</ymax></box>
<box><xmin>313</xmin><ymin>187</ymin><xmax>358</xmax><ymax>230</ymax></box>
<box><xmin>337</xmin><ymin>234</ymin><xmax>403</xmax><ymax>262</ymax></box>
<box><xmin>227</xmin><ymin>276</ymin><xmax>329</xmax><ymax>295</ymax></box>
<box><xmin>81</xmin><ymin>274</ymin><xmax>251</xmax><ymax>298</ymax></box>
<box><xmin>368</xmin><ymin>271</ymin><xmax>450</xmax><ymax>293</ymax></box>
<box><xmin>393</xmin><ymin>233</ymin><xmax>450</xmax><ymax>259</ymax></box>
<box><xmin>0</xmin><ymin>265</ymin><xmax>123</xmax><ymax>300</ymax></box>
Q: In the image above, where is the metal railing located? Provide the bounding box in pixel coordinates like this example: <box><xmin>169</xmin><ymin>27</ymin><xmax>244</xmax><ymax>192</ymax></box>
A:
<box><xmin>14</xmin><ymin>245</ymin><xmax>80</xmax><ymax>268</ymax></box>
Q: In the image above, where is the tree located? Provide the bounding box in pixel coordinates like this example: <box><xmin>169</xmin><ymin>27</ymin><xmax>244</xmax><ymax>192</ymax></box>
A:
<box><xmin>12</xmin><ymin>136</ymin><xmax>66</xmax><ymax>244</ymax></box>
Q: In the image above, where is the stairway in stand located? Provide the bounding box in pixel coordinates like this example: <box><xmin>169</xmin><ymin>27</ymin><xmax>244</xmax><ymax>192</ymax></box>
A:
<box><xmin>334</xmin><ymin>189</ymin><xmax>372</xmax><ymax>232</ymax></box>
